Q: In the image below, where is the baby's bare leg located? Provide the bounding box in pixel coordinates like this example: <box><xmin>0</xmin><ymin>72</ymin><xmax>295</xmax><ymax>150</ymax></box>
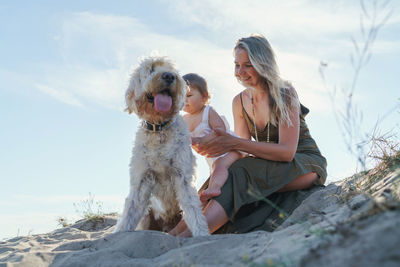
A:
<box><xmin>200</xmin><ymin>151</ymin><xmax>241</xmax><ymax>203</ymax></box>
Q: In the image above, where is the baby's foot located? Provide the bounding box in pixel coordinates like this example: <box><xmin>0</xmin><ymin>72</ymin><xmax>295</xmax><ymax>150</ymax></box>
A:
<box><xmin>200</xmin><ymin>188</ymin><xmax>222</xmax><ymax>203</ymax></box>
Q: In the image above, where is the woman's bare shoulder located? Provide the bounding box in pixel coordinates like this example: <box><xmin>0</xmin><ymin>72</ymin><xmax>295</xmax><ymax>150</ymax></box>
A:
<box><xmin>232</xmin><ymin>89</ymin><xmax>248</xmax><ymax>105</ymax></box>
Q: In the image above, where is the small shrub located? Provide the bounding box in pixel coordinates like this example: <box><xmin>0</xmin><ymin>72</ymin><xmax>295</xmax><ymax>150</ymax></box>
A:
<box><xmin>57</xmin><ymin>216</ymin><xmax>70</xmax><ymax>228</ymax></box>
<box><xmin>73</xmin><ymin>192</ymin><xmax>105</xmax><ymax>221</ymax></box>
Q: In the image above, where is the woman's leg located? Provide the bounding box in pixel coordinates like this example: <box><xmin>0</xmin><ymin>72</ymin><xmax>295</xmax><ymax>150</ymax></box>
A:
<box><xmin>168</xmin><ymin>219</ymin><xmax>187</xmax><ymax>236</ymax></box>
<box><xmin>203</xmin><ymin>199</ymin><xmax>229</xmax><ymax>233</ymax></box>
<box><xmin>278</xmin><ymin>172</ymin><xmax>318</xmax><ymax>192</ymax></box>
<box><xmin>171</xmin><ymin>199</ymin><xmax>229</xmax><ymax>237</ymax></box>
<box><xmin>171</xmin><ymin>172</ymin><xmax>318</xmax><ymax>236</ymax></box>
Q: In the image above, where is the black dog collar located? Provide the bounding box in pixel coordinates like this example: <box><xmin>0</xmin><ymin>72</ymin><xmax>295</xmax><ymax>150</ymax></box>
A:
<box><xmin>142</xmin><ymin>120</ymin><xmax>172</xmax><ymax>132</ymax></box>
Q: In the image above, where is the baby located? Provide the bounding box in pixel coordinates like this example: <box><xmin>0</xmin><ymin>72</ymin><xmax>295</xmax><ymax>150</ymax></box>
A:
<box><xmin>182</xmin><ymin>73</ymin><xmax>241</xmax><ymax>203</ymax></box>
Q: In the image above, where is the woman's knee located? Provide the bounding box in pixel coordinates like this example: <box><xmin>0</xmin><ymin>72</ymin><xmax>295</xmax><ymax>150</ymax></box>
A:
<box><xmin>279</xmin><ymin>172</ymin><xmax>318</xmax><ymax>192</ymax></box>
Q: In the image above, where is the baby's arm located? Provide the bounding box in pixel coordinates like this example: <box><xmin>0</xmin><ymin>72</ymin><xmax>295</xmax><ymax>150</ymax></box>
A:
<box><xmin>195</xmin><ymin>106</ymin><xmax>226</xmax><ymax>144</ymax></box>
<box><xmin>192</xmin><ymin>107</ymin><xmax>225</xmax><ymax>151</ymax></box>
<box><xmin>208</xmin><ymin>106</ymin><xmax>226</xmax><ymax>132</ymax></box>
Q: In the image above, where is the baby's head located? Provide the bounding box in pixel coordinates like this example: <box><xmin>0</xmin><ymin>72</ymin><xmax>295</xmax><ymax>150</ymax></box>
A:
<box><xmin>182</xmin><ymin>73</ymin><xmax>211</xmax><ymax>114</ymax></box>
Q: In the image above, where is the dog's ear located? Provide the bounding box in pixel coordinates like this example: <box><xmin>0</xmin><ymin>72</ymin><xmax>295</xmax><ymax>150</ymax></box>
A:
<box><xmin>176</xmin><ymin>75</ymin><xmax>187</xmax><ymax>111</ymax></box>
<box><xmin>125</xmin><ymin>71</ymin><xmax>140</xmax><ymax>114</ymax></box>
<box><xmin>125</xmin><ymin>89</ymin><xmax>135</xmax><ymax>114</ymax></box>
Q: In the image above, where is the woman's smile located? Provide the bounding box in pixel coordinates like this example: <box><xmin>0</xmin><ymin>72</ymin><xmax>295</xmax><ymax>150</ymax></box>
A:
<box><xmin>234</xmin><ymin>48</ymin><xmax>262</xmax><ymax>88</ymax></box>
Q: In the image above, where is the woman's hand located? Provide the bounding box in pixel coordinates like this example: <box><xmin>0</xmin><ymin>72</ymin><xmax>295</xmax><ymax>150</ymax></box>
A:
<box><xmin>192</xmin><ymin>128</ymin><xmax>236</xmax><ymax>157</ymax></box>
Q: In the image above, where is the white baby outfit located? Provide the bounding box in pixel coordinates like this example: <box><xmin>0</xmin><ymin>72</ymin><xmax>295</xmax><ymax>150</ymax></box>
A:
<box><xmin>190</xmin><ymin>105</ymin><xmax>234</xmax><ymax>172</ymax></box>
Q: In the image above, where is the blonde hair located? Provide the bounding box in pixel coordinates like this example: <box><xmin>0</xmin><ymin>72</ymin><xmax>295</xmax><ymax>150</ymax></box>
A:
<box><xmin>234</xmin><ymin>34</ymin><xmax>299</xmax><ymax>126</ymax></box>
<box><xmin>182</xmin><ymin>73</ymin><xmax>211</xmax><ymax>103</ymax></box>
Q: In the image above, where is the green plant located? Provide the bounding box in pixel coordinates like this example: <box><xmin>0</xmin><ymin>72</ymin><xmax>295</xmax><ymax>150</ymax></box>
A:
<box><xmin>56</xmin><ymin>216</ymin><xmax>70</xmax><ymax>228</ymax></box>
<box><xmin>364</xmin><ymin>127</ymin><xmax>400</xmax><ymax>166</ymax></box>
<box><xmin>73</xmin><ymin>192</ymin><xmax>105</xmax><ymax>221</ymax></box>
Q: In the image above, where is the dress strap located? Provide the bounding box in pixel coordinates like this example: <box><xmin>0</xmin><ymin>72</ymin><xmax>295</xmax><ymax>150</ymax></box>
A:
<box><xmin>202</xmin><ymin>105</ymin><xmax>210</xmax><ymax>123</ymax></box>
<box><xmin>239</xmin><ymin>92</ymin><xmax>244</xmax><ymax>108</ymax></box>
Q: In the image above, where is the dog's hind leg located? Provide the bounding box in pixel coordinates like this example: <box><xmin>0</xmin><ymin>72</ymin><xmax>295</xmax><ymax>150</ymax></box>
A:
<box><xmin>136</xmin><ymin>213</ymin><xmax>151</xmax><ymax>230</ymax></box>
<box><xmin>174</xmin><ymin>176</ymin><xmax>210</xmax><ymax>236</ymax></box>
<box><xmin>113</xmin><ymin>170</ymin><xmax>155</xmax><ymax>233</ymax></box>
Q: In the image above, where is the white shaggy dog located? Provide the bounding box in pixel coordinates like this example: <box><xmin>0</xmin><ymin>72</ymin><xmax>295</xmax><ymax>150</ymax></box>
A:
<box><xmin>113</xmin><ymin>56</ymin><xmax>210</xmax><ymax>236</ymax></box>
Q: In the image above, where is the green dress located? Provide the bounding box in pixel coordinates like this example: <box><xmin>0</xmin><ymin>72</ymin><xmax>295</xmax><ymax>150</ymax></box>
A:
<box><xmin>206</xmin><ymin>94</ymin><xmax>327</xmax><ymax>234</ymax></box>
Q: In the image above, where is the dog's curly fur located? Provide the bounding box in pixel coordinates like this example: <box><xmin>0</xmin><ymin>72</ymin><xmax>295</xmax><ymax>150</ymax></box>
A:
<box><xmin>113</xmin><ymin>56</ymin><xmax>209</xmax><ymax>236</ymax></box>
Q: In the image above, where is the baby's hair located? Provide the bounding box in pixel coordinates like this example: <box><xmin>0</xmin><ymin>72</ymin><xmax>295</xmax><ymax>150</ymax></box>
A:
<box><xmin>182</xmin><ymin>73</ymin><xmax>211</xmax><ymax>103</ymax></box>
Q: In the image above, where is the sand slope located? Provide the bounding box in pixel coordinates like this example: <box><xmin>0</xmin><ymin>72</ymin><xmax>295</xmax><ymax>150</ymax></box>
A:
<box><xmin>1</xmin><ymin>163</ymin><xmax>399</xmax><ymax>266</ymax></box>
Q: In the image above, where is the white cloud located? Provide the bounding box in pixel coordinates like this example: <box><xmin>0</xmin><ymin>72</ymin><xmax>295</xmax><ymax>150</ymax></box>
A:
<box><xmin>161</xmin><ymin>0</ymin><xmax>362</xmax><ymax>37</ymax></box>
<box><xmin>276</xmin><ymin>49</ymin><xmax>331</xmax><ymax>111</ymax></box>
<box><xmin>372</xmin><ymin>40</ymin><xmax>400</xmax><ymax>54</ymax></box>
<box><xmin>43</xmin><ymin>11</ymin><xmax>328</xmax><ymax>114</ymax></box>
<box><xmin>36</xmin><ymin>12</ymin><xmax>240</xmax><ymax>113</ymax></box>
<box><xmin>34</xmin><ymin>0</ymin><xmax>397</xmax><ymax>114</ymax></box>
<box><xmin>35</xmin><ymin>84</ymin><xmax>84</xmax><ymax>107</ymax></box>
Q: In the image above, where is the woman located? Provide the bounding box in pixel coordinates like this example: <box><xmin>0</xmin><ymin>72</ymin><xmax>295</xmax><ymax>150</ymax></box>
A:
<box><xmin>171</xmin><ymin>34</ymin><xmax>327</xmax><ymax>237</ymax></box>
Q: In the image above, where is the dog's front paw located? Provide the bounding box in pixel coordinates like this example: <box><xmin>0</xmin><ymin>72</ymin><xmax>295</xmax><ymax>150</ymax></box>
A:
<box><xmin>113</xmin><ymin>224</ymin><xmax>126</xmax><ymax>233</ymax></box>
<box><xmin>192</xmin><ymin>228</ymin><xmax>210</xmax><ymax>237</ymax></box>
<box><xmin>113</xmin><ymin>217</ymin><xmax>136</xmax><ymax>233</ymax></box>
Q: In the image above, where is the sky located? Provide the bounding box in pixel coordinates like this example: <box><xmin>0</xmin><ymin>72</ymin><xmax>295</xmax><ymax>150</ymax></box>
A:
<box><xmin>0</xmin><ymin>0</ymin><xmax>399</xmax><ymax>240</ymax></box>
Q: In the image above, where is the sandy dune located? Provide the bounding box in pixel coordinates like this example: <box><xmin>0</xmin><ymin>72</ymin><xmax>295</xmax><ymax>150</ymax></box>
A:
<box><xmin>1</xmin><ymin>163</ymin><xmax>399</xmax><ymax>266</ymax></box>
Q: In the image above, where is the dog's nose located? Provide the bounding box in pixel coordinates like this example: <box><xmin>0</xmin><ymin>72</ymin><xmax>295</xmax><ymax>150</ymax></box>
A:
<box><xmin>161</xmin><ymin>72</ymin><xmax>175</xmax><ymax>84</ymax></box>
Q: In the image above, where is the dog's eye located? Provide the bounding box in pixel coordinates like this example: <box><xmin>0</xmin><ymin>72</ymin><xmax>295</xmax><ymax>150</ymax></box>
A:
<box><xmin>150</xmin><ymin>65</ymin><xmax>154</xmax><ymax>74</ymax></box>
<box><xmin>146</xmin><ymin>93</ymin><xmax>154</xmax><ymax>103</ymax></box>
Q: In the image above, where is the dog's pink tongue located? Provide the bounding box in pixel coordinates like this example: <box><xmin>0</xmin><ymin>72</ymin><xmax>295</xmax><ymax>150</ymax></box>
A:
<box><xmin>154</xmin><ymin>94</ymin><xmax>172</xmax><ymax>113</ymax></box>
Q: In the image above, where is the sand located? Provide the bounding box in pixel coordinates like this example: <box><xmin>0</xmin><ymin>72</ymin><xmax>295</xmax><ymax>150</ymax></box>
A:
<box><xmin>1</xmin><ymin>164</ymin><xmax>399</xmax><ymax>266</ymax></box>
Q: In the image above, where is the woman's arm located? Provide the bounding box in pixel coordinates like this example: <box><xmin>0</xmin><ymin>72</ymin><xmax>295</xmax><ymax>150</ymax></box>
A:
<box><xmin>232</xmin><ymin>104</ymin><xmax>299</xmax><ymax>161</ymax></box>
<box><xmin>194</xmin><ymin>91</ymin><xmax>300</xmax><ymax>162</ymax></box>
